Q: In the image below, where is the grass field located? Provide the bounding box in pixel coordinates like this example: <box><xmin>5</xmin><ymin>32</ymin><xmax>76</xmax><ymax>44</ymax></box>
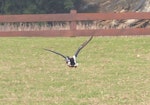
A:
<box><xmin>0</xmin><ymin>36</ymin><xmax>150</xmax><ymax>105</ymax></box>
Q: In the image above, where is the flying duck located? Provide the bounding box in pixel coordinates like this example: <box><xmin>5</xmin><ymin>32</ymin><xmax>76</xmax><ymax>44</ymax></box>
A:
<box><xmin>44</xmin><ymin>36</ymin><xmax>93</xmax><ymax>68</ymax></box>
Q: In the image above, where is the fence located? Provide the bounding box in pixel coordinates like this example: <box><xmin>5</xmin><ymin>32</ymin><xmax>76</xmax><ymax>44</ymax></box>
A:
<box><xmin>0</xmin><ymin>10</ymin><xmax>150</xmax><ymax>37</ymax></box>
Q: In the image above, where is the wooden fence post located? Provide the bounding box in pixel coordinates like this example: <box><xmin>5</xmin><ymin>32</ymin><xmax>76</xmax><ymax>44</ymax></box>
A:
<box><xmin>70</xmin><ymin>10</ymin><xmax>77</xmax><ymax>36</ymax></box>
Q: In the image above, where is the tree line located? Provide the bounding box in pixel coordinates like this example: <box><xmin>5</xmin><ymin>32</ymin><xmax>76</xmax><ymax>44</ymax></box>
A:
<box><xmin>0</xmin><ymin>0</ymin><xmax>86</xmax><ymax>14</ymax></box>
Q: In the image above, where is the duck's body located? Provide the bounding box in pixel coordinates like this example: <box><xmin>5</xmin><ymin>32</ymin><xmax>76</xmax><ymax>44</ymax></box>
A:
<box><xmin>66</xmin><ymin>56</ymin><xmax>78</xmax><ymax>67</ymax></box>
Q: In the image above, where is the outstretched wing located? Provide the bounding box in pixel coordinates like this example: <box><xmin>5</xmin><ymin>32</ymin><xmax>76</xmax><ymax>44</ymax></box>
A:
<box><xmin>74</xmin><ymin>36</ymin><xmax>93</xmax><ymax>57</ymax></box>
<box><xmin>43</xmin><ymin>48</ymin><xmax>66</xmax><ymax>59</ymax></box>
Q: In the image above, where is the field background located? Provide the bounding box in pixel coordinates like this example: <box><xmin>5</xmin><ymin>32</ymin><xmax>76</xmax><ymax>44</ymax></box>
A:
<box><xmin>0</xmin><ymin>36</ymin><xmax>150</xmax><ymax>105</ymax></box>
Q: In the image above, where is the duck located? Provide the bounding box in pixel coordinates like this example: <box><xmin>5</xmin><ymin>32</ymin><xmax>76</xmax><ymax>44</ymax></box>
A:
<box><xmin>44</xmin><ymin>36</ymin><xmax>93</xmax><ymax>67</ymax></box>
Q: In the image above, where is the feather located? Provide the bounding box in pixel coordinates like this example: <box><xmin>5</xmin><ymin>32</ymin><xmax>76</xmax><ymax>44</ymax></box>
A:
<box><xmin>43</xmin><ymin>48</ymin><xmax>66</xmax><ymax>59</ymax></box>
<box><xmin>74</xmin><ymin>36</ymin><xmax>93</xmax><ymax>57</ymax></box>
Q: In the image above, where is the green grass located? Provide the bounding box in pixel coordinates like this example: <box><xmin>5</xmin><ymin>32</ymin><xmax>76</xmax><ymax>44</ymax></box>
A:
<box><xmin>0</xmin><ymin>36</ymin><xmax>150</xmax><ymax>105</ymax></box>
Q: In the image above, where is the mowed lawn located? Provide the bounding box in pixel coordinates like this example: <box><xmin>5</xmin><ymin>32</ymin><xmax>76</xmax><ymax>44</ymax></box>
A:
<box><xmin>0</xmin><ymin>36</ymin><xmax>150</xmax><ymax>105</ymax></box>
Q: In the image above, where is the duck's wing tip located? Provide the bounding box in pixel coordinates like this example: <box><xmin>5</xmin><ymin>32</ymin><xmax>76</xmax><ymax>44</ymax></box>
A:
<box><xmin>74</xmin><ymin>36</ymin><xmax>93</xmax><ymax>57</ymax></box>
<box><xmin>43</xmin><ymin>48</ymin><xmax>67</xmax><ymax>59</ymax></box>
